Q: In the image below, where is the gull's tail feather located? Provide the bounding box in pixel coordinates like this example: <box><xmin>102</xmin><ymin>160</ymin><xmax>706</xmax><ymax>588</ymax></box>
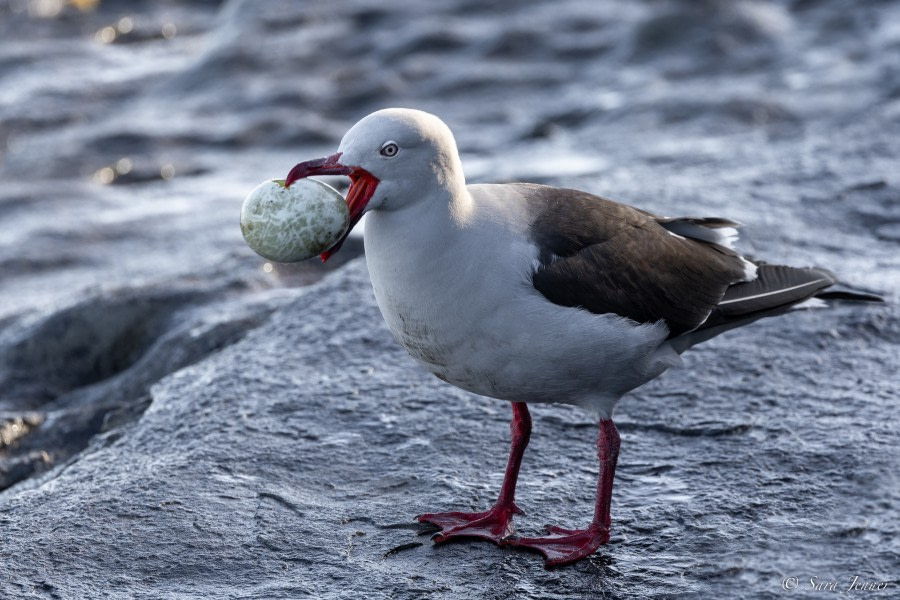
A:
<box><xmin>671</xmin><ymin>262</ymin><xmax>883</xmax><ymax>353</ymax></box>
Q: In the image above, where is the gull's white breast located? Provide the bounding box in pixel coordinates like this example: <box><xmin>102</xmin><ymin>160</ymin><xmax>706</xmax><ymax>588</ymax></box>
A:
<box><xmin>361</xmin><ymin>185</ymin><xmax>678</xmax><ymax>418</ymax></box>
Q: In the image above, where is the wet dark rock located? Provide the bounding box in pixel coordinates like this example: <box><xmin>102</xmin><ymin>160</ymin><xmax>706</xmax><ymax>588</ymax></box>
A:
<box><xmin>0</xmin><ymin>276</ymin><xmax>297</xmax><ymax>493</ymax></box>
<box><xmin>2</xmin><ymin>260</ymin><xmax>895</xmax><ymax>598</ymax></box>
<box><xmin>1</xmin><ymin>0</ymin><xmax>898</xmax><ymax>597</ymax></box>
<box><xmin>630</xmin><ymin>2</ymin><xmax>787</xmax><ymax>73</ymax></box>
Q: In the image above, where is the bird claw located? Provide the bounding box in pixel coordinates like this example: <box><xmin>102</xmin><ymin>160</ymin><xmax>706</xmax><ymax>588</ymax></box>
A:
<box><xmin>417</xmin><ymin>502</ymin><xmax>522</xmax><ymax>544</ymax></box>
<box><xmin>502</xmin><ymin>524</ymin><xmax>609</xmax><ymax>567</ymax></box>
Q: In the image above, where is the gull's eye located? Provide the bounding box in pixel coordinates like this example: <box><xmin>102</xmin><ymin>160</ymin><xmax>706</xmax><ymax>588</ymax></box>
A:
<box><xmin>380</xmin><ymin>141</ymin><xmax>399</xmax><ymax>158</ymax></box>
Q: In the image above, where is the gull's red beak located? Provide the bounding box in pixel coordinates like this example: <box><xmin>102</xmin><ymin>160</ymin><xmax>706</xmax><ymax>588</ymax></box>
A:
<box><xmin>284</xmin><ymin>152</ymin><xmax>379</xmax><ymax>262</ymax></box>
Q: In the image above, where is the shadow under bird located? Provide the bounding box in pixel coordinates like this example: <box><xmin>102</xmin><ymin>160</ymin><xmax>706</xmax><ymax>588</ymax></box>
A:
<box><xmin>283</xmin><ymin>108</ymin><xmax>882</xmax><ymax>567</ymax></box>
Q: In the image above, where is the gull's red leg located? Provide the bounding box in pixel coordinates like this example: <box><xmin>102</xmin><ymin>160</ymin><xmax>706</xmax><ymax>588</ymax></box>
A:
<box><xmin>504</xmin><ymin>418</ymin><xmax>620</xmax><ymax>567</ymax></box>
<box><xmin>418</xmin><ymin>401</ymin><xmax>532</xmax><ymax>544</ymax></box>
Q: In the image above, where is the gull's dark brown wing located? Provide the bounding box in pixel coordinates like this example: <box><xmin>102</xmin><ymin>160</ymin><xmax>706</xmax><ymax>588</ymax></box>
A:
<box><xmin>519</xmin><ymin>184</ymin><xmax>865</xmax><ymax>341</ymax></box>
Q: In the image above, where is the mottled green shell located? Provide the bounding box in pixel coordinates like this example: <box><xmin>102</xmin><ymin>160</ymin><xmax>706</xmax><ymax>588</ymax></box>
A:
<box><xmin>240</xmin><ymin>178</ymin><xmax>349</xmax><ymax>262</ymax></box>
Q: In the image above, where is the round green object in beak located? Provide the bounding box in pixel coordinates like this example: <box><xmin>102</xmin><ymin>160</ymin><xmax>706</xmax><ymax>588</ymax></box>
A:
<box><xmin>240</xmin><ymin>178</ymin><xmax>350</xmax><ymax>262</ymax></box>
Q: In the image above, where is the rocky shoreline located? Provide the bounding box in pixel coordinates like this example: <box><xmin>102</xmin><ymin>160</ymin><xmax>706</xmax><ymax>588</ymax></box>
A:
<box><xmin>2</xmin><ymin>1</ymin><xmax>898</xmax><ymax>597</ymax></box>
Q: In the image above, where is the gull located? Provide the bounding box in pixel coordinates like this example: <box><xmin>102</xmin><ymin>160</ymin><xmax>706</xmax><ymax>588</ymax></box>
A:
<box><xmin>284</xmin><ymin>108</ymin><xmax>881</xmax><ymax>566</ymax></box>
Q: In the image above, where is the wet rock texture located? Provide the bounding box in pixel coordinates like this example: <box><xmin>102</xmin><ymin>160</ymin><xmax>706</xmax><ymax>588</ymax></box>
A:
<box><xmin>1</xmin><ymin>0</ymin><xmax>898</xmax><ymax>598</ymax></box>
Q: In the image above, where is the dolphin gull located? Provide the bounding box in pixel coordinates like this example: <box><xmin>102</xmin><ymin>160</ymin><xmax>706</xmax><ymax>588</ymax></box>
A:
<box><xmin>284</xmin><ymin>108</ymin><xmax>881</xmax><ymax>566</ymax></box>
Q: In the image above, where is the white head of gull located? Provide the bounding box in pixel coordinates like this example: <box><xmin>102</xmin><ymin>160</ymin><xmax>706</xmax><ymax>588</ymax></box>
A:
<box><xmin>284</xmin><ymin>108</ymin><xmax>881</xmax><ymax>567</ymax></box>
